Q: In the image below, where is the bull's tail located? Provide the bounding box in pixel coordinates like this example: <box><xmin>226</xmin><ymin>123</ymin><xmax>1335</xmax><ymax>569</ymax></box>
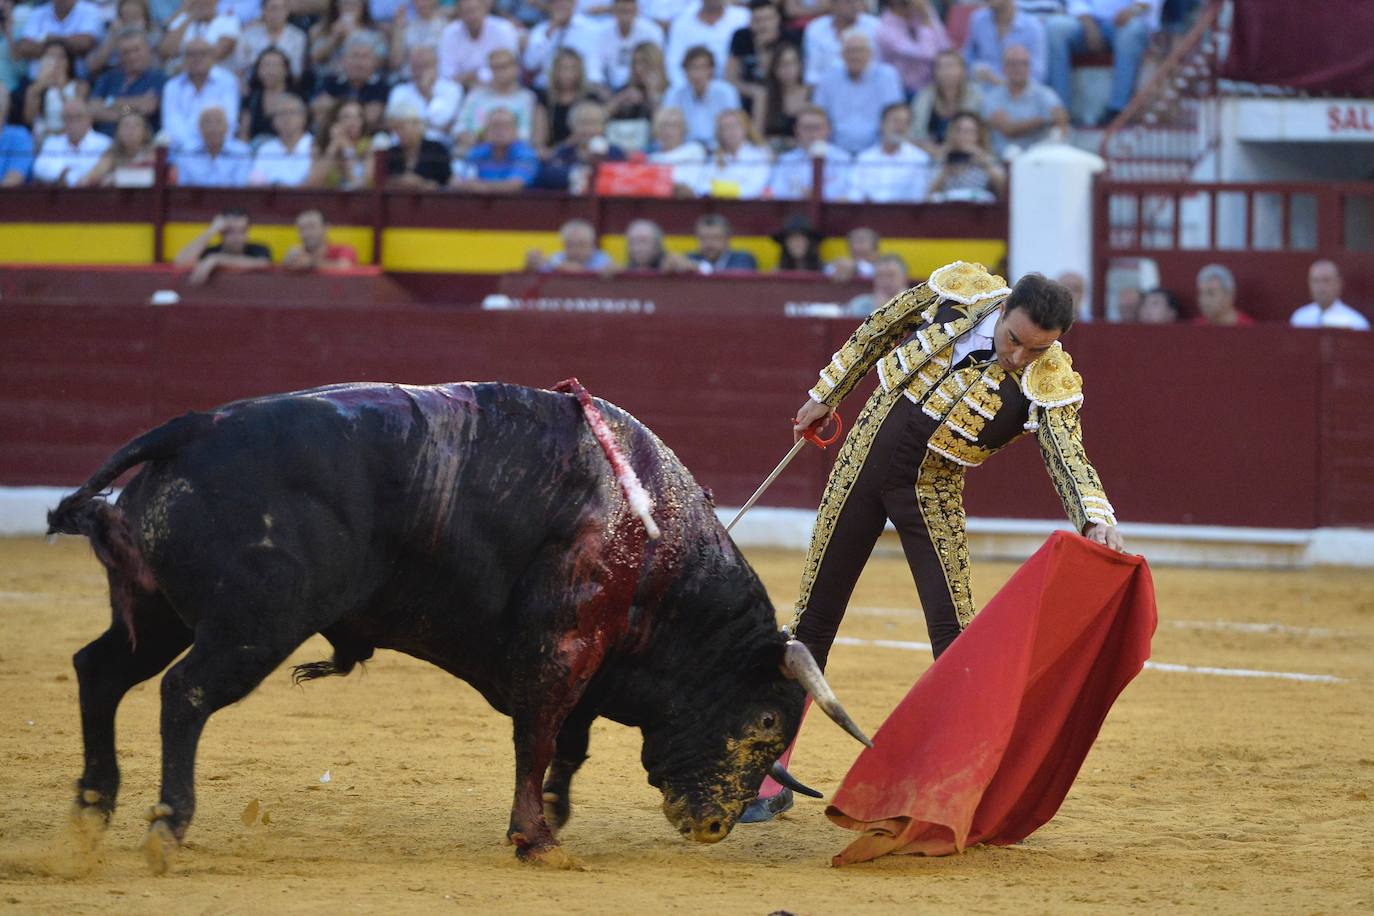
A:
<box><xmin>292</xmin><ymin>627</ymin><xmax>375</xmax><ymax>685</ymax></box>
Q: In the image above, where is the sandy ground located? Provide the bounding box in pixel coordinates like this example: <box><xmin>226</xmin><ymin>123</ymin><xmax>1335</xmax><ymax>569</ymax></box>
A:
<box><xmin>1</xmin><ymin>535</ymin><xmax>1372</xmax><ymax>914</ymax></box>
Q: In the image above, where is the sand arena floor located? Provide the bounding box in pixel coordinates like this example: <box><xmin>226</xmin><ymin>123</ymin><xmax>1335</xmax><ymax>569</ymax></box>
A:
<box><xmin>0</xmin><ymin>535</ymin><xmax>1371</xmax><ymax>914</ymax></box>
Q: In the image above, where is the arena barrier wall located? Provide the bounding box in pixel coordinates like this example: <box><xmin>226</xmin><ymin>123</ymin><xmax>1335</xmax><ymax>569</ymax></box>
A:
<box><xmin>3</xmin><ymin>276</ymin><xmax>1373</xmax><ymax>548</ymax></box>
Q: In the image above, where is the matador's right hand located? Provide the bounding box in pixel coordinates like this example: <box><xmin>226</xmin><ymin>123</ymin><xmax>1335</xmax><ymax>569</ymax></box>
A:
<box><xmin>793</xmin><ymin>399</ymin><xmax>834</xmax><ymax>444</ymax></box>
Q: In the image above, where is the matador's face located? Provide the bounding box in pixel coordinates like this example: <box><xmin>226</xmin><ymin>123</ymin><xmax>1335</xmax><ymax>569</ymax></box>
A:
<box><xmin>993</xmin><ymin>306</ymin><xmax>1062</xmax><ymax>374</ymax></box>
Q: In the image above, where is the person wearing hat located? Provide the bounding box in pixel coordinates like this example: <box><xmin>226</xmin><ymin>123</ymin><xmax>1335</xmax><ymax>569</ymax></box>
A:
<box><xmin>772</xmin><ymin>214</ymin><xmax>822</xmax><ymax>272</ymax></box>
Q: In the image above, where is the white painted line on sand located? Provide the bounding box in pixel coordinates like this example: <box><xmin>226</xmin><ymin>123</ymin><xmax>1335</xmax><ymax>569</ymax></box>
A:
<box><xmin>832</xmin><ymin>636</ymin><xmax>1350</xmax><ymax>684</ymax></box>
<box><xmin>851</xmin><ymin>606</ymin><xmax>1354</xmax><ymax>639</ymax></box>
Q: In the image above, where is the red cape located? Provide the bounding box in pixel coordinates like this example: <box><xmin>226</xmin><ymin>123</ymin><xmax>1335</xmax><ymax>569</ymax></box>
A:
<box><xmin>826</xmin><ymin>532</ymin><xmax>1157</xmax><ymax>865</ymax></box>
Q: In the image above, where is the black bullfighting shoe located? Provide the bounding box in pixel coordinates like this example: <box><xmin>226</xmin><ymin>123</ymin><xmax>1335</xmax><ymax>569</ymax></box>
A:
<box><xmin>738</xmin><ymin>788</ymin><xmax>794</xmax><ymax>824</ymax></box>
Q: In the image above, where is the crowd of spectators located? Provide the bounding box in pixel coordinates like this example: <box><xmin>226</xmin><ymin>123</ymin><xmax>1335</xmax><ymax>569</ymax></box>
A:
<box><xmin>0</xmin><ymin>0</ymin><xmax>1199</xmax><ymax>195</ymax></box>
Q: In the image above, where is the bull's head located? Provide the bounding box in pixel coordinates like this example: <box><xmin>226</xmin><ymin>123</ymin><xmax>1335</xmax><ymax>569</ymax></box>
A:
<box><xmin>642</xmin><ymin>634</ymin><xmax>870</xmax><ymax>843</ymax></box>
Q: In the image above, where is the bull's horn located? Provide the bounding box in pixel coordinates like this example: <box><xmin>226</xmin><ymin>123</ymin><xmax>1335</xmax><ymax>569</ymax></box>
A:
<box><xmin>782</xmin><ymin>640</ymin><xmax>874</xmax><ymax>748</ymax></box>
<box><xmin>769</xmin><ymin>762</ymin><xmax>823</xmax><ymax>799</ymax></box>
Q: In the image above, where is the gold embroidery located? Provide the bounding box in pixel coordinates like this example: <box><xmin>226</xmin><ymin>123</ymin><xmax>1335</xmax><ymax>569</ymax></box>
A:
<box><xmin>811</xmin><ymin>284</ymin><xmax>941</xmax><ymax>406</ymax></box>
<box><xmin>925</xmin><ymin>425</ymin><xmax>994</xmax><ymax>467</ymax></box>
<box><xmin>927</xmin><ymin>261</ymin><xmax>1011</xmax><ymax>305</ymax></box>
<box><xmin>1021</xmin><ymin>341</ymin><xmax>1084</xmax><ymax>408</ymax></box>
<box><xmin>1037</xmin><ymin>403</ymin><xmax>1116</xmax><ymax>530</ymax></box>
<box><xmin>915</xmin><ymin>450</ymin><xmax>977</xmax><ymax>629</ymax></box>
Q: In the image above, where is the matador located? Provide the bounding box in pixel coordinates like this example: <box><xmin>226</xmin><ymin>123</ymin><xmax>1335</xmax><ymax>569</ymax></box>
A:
<box><xmin>743</xmin><ymin>261</ymin><xmax>1125</xmax><ymax>823</ymax></box>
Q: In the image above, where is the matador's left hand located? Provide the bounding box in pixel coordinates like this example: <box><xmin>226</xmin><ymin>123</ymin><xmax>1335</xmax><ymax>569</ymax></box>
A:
<box><xmin>1083</xmin><ymin>523</ymin><xmax>1125</xmax><ymax>553</ymax></box>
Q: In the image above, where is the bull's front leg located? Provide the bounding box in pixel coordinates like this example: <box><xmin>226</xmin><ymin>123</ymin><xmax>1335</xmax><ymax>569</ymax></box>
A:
<box><xmin>542</xmin><ymin>712</ymin><xmax>593</xmax><ymax>833</ymax></box>
<box><xmin>507</xmin><ymin>699</ymin><xmax>584</xmax><ymax>869</ymax></box>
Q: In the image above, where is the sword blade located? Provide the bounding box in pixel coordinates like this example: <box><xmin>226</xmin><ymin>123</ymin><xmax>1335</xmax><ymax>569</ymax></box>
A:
<box><xmin>726</xmin><ymin>439</ymin><xmax>807</xmax><ymax>533</ymax></box>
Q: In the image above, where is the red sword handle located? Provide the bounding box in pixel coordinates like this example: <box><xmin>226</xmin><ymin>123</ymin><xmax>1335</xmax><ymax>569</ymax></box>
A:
<box><xmin>795</xmin><ymin>410</ymin><xmax>844</xmax><ymax>449</ymax></box>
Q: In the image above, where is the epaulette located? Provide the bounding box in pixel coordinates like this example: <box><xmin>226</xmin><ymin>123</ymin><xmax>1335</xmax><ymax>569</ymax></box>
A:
<box><xmin>1020</xmin><ymin>341</ymin><xmax>1084</xmax><ymax>408</ymax></box>
<box><xmin>926</xmin><ymin>260</ymin><xmax>1011</xmax><ymax>305</ymax></box>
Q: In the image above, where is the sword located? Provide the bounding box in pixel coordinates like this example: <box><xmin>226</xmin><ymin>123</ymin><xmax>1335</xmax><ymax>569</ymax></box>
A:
<box><xmin>726</xmin><ymin>411</ymin><xmax>843</xmax><ymax>533</ymax></box>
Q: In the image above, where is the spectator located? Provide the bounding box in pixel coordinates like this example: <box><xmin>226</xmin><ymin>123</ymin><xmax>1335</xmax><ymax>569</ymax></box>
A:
<box><xmin>851</xmin><ymin>102</ymin><xmax>930</xmax><ymax>202</ymax></box>
<box><xmin>249</xmin><ymin>92</ymin><xmax>314</xmax><ymax>185</ymax></box>
<box><xmin>1056</xmin><ymin>268</ymin><xmax>1088</xmax><ymax>320</ymax></box>
<box><xmin>687</xmin><ymin>213</ymin><xmax>757</xmax><ymax>273</ymax></box>
<box><xmin>160</xmin><ymin>0</ymin><xmax>240</xmax><ymax>74</ymax></box>
<box><xmin>928</xmin><ymin>109</ymin><xmax>1005</xmax><ymax>202</ymax></box>
<box><xmin>0</xmin><ymin>90</ymin><xmax>34</xmax><ymax>185</ymax></box>
<box><xmin>1045</xmin><ymin>0</ymin><xmax>1157</xmax><ymax>125</ymax></box>
<box><xmin>388</xmin><ymin>0</ymin><xmax>449</xmax><ymax>76</ymax></box>
<box><xmin>646</xmin><ymin>105</ymin><xmax>706</xmax><ymax>195</ymax></box>
<box><xmin>439</xmin><ymin>0</ymin><xmax>520</xmax><ymax>89</ymax></box>
<box><xmin>172</xmin><ymin>104</ymin><xmax>251</xmax><ymax>186</ymax></box>
<box><xmin>694</xmin><ymin>107</ymin><xmax>770</xmax><ymax>199</ymax></box>
<box><xmin>621</xmin><ymin>217</ymin><xmax>690</xmax><ymax>271</ymax></box>
<box><xmin>310</xmin><ymin>98</ymin><xmax>373</xmax><ymax>188</ymax></box>
<box><xmin>664</xmin><ymin>0</ymin><xmax>748</xmax><ymax>86</ymax></box>
<box><xmin>525</xmin><ymin>218</ymin><xmax>614</xmax><ymax>272</ymax></box>
<box><xmin>846</xmin><ymin>252</ymin><xmax>909</xmax><ymax>316</ymax></box>
<box><xmin>781</xmin><ymin>0</ymin><xmax>828</xmax><ymax>26</ymax></box>
<box><xmin>219</xmin><ymin>0</ymin><xmax>263</xmax><ymax>24</ymax></box>
<box><xmin>981</xmin><ymin>42</ymin><xmax>1066</xmax><ymax>156</ymax></box>
<box><xmin>387</xmin><ymin>44</ymin><xmax>463</xmax><ymax>142</ymax></box>
<box><xmin>89</xmin><ymin>31</ymin><xmax>164</xmax><ymax>138</ymax></box>
<box><xmin>801</xmin><ymin>0</ymin><xmax>879</xmax><ymax>86</ymax></box>
<box><xmin>910</xmin><ymin>49</ymin><xmax>980</xmax><ymax>155</ymax></box>
<box><xmin>540</xmin><ymin>48</ymin><xmax>601</xmax><ymax>149</ymax></box>
<box><xmin>606</xmin><ymin>40</ymin><xmax>667</xmax><ymax>121</ymax></box>
<box><xmin>766</xmin><ymin>105</ymin><xmax>850</xmax><ymax>200</ymax></box>
<box><xmin>80</xmin><ymin>110</ymin><xmax>155</xmax><ymax>186</ymax></box>
<box><xmin>161</xmin><ymin>38</ymin><xmax>240</xmax><ymax>151</ymax></box>
<box><xmin>312</xmin><ymin>35</ymin><xmax>391</xmax><ymax>134</ymax></box>
<box><xmin>772</xmin><ymin>214</ymin><xmax>822</xmax><ymax>271</ymax></box>
<box><xmin>492</xmin><ymin>0</ymin><xmax>544</xmax><ymax>28</ymax></box>
<box><xmin>451</xmin><ymin>105</ymin><xmax>539</xmax><ymax>192</ymax></box>
<box><xmin>310</xmin><ymin>0</ymin><xmax>386</xmax><ymax>79</ymax></box>
<box><xmin>964</xmin><ymin>0</ymin><xmax>1048</xmax><ymax>87</ymax></box>
<box><xmin>14</xmin><ymin>0</ymin><xmax>103</xmax><ymax>81</ymax></box>
<box><xmin>761</xmin><ymin>40</ymin><xmax>808</xmax><ymax>145</ymax></box>
<box><xmin>533</xmin><ymin>98</ymin><xmax>625</xmax><ymax>191</ymax></box>
<box><xmin>599</xmin><ymin>0</ymin><xmax>664</xmax><ymax>92</ymax></box>
<box><xmin>662</xmin><ymin>46</ymin><xmax>741</xmax><ymax>147</ymax></box>
<box><xmin>875</xmin><ymin>0</ymin><xmax>949</xmax><ymax>97</ymax></box>
<box><xmin>524</xmin><ymin>0</ymin><xmax>605</xmax><ymax>90</ymax></box>
<box><xmin>22</xmin><ymin>40</ymin><xmax>86</xmax><ymax>144</ymax></box>
<box><xmin>384</xmin><ymin>101</ymin><xmax>453</xmax><ymax>188</ymax></box>
<box><xmin>453</xmin><ymin>49</ymin><xmax>542</xmax><ymax>152</ymax></box>
<box><xmin>173</xmin><ymin>208</ymin><xmax>273</xmax><ymax>286</ymax></box>
<box><xmin>1291</xmin><ymin>260</ymin><xmax>1370</xmax><ymax>331</ymax></box>
<box><xmin>234</xmin><ymin>0</ymin><xmax>307</xmax><ymax>83</ymax></box>
<box><xmin>86</xmin><ymin>0</ymin><xmax>162</xmax><ymax>77</ymax></box>
<box><xmin>824</xmin><ymin>226</ymin><xmax>880</xmax><ymax>281</ymax></box>
<box><xmin>32</xmin><ymin>96</ymin><xmax>110</xmax><ymax>185</ymax></box>
<box><xmin>239</xmin><ymin>48</ymin><xmax>301</xmax><ymax>141</ymax></box>
<box><xmin>282</xmin><ymin>209</ymin><xmax>359</xmax><ymax>271</ymax></box>
<box><xmin>1114</xmin><ymin>284</ymin><xmax>1142</xmax><ymax>322</ymax></box>
<box><xmin>1194</xmin><ymin>263</ymin><xmax>1255</xmax><ymax>326</ymax></box>
<box><xmin>726</xmin><ymin>0</ymin><xmax>792</xmax><ymax>123</ymax></box>
<box><xmin>814</xmin><ymin>31</ymin><xmax>903</xmax><ymax>155</ymax></box>
<box><xmin>1139</xmin><ymin>287</ymin><xmax>1180</xmax><ymax>323</ymax></box>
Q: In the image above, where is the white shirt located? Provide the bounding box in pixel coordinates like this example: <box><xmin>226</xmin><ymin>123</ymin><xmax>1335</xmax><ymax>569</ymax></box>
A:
<box><xmin>249</xmin><ymin>131</ymin><xmax>313</xmax><ymax>186</ymax></box>
<box><xmin>694</xmin><ymin>142</ymin><xmax>771</xmax><ymax>199</ymax></box>
<box><xmin>802</xmin><ymin>13</ymin><xmax>880</xmax><ymax>86</ymax></box>
<box><xmin>20</xmin><ymin>1</ymin><xmax>105</xmax><ymax>78</ymax></box>
<box><xmin>647</xmin><ymin>139</ymin><xmax>706</xmax><ymax>191</ymax></box>
<box><xmin>661</xmin><ymin>79</ymin><xmax>740</xmax><ymax>146</ymax></box>
<box><xmin>172</xmin><ymin>137</ymin><xmax>252</xmax><ymax>187</ymax></box>
<box><xmin>1067</xmin><ymin>0</ymin><xmax>1162</xmax><ymax>27</ymax></box>
<box><xmin>438</xmin><ymin>15</ymin><xmax>520</xmax><ymax>84</ymax></box>
<box><xmin>32</xmin><ymin>128</ymin><xmax>112</xmax><ymax>185</ymax></box>
<box><xmin>387</xmin><ymin>79</ymin><xmax>464</xmax><ymax>141</ymax></box>
<box><xmin>950</xmin><ymin>308</ymin><xmax>999</xmax><ymax>367</ymax></box>
<box><xmin>161</xmin><ymin>66</ymin><xmax>241</xmax><ymax>152</ymax></box>
<box><xmin>165</xmin><ymin>12</ymin><xmax>242</xmax><ymax>71</ymax></box>
<box><xmin>766</xmin><ymin>144</ymin><xmax>852</xmax><ymax>201</ymax></box>
<box><xmin>523</xmin><ymin>14</ymin><xmax>606</xmax><ymax>88</ymax></box>
<box><xmin>597</xmin><ymin>16</ymin><xmax>664</xmax><ymax>90</ymax></box>
<box><xmin>851</xmin><ymin>140</ymin><xmax>931</xmax><ymax>203</ymax></box>
<box><xmin>1290</xmin><ymin>299</ymin><xmax>1371</xmax><ymax>331</ymax></box>
<box><xmin>663</xmin><ymin>4</ymin><xmax>749</xmax><ymax>86</ymax></box>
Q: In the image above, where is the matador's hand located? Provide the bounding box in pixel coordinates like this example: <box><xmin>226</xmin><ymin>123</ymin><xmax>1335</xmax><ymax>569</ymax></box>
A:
<box><xmin>1084</xmin><ymin>523</ymin><xmax>1125</xmax><ymax>553</ymax></box>
<box><xmin>793</xmin><ymin>399</ymin><xmax>834</xmax><ymax>443</ymax></box>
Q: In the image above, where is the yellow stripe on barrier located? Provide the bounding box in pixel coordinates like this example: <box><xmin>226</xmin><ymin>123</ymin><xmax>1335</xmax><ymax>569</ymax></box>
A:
<box><xmin>0</xmin><ymin>223</ymin><xmax>154</xmax><ymax>264</ymax></box>
<box><xmin>161</xmin><ymin>224</ymin><xmax>375</xmax><ymax>265</ymax></box>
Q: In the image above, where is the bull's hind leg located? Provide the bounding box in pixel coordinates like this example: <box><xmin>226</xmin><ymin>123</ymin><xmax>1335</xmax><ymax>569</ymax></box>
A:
<box><xmin>71</xmin><ymin>589</ymin><xmax>191</xmax><ymax>841</ymax></box>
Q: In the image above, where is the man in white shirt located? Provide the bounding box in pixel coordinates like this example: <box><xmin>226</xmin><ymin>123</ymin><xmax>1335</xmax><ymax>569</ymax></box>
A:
<box><xmin>387</xmin><ymin>44</ymin><xmax>463</xmax><ymax>142</ymax></box>
<box><xmin>661</xmin><ymin>46</ymin><xmax>740</xmax><ymax>146</ymax></box>
<box><xmin>161</xmin><ymin>39</ymin><xmax>240</xmax><ymax>151</ymax></box>
<box><xmin>663</xmin><ymin>0</ymin><xmax>748</xmax><ymax>86</ymax></box>
<box><xmin>597</xmin><ymin>0</ymin><xmax>663</xmax><ymax>90</ymax></box>
<box><xmin>159</xmin><ymin>0</ymin><xmax>240</xmax><ymax>74</ymax></box>
<box><xmin>523</xmin><ymin>0</ymin><xmax>606</xmax><ymax>89</ymax></box>
<box><xmin>249</xmin><ymin>93</ymin><xmax>314</xmax><ymax>186</ymax></box>
<box><xmin>173</xmin><ymin>106</ymin><xmax>252</xmax><ymax>187</ymax></box>
<box><xmin>1045</xmin><ymin>0</ymin><xmax>1159</xmax><ymax>123</ymax></box>
<box><xmin>14</xmin><ymin>0</ymin><xmax>104</xmax><ymax>78</ymax></box>
<box><xmin>801</xmin><ymin>0</ymin><xmax>880</xmax><ymax>86</ymax></box>
<box><xmin>32</xmin><ymin>97</ymin><xmax>111</xmax><ymax>185</ymax></box>
<box><xmin>851</xmin><ymin>103</ymin><xmax>931</xmax><ymax>203</ymax></box>
<box><xmin>813</xmin><ymin>31</ymin><xmax>904</xmax><ymax>155</ymax></box>
<box><xmin>439</xmin><ymin>0</ymin><xmax>521</xmax><ymax>87</ymax></box>
<box><xmin>981</xmin><ymin>43</ymin><xmax>1066</xmax><ymax>156</ymax></box>
<box><xmin>1290</xmin><ymin>260</ymin><xmax>1370</xmax><ymax>331</ymax></box>
<box><xmin>766</xmin><ymin>106</ymin><xmax>851</xmax><ymax>201</ymax></box>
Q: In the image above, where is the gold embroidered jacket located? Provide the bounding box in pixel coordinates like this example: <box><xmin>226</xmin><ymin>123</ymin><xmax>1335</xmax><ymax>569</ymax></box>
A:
<box><xmin>808</xmin><ymin>261</ymin><xmax>1117</xmax><ymax>531</ymax></box>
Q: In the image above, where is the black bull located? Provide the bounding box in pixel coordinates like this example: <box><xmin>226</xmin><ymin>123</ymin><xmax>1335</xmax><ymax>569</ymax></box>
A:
<box><xmin>47</xmin><ymin>382</ymin><xmax>867</xmax><ymax>871</ymax></box>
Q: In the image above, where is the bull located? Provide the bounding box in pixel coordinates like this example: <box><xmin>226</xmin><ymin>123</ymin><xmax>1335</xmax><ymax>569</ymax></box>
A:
<box><xmin>47</xmin><ymin>381</ymin><xmax>869</xmax><ymax>872</ymax></box>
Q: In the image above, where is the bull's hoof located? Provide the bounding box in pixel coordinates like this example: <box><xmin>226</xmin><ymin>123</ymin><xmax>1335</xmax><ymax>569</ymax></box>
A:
<box><xmin>67</xmin><ymin>800</ymin><xmax>109</xmax><ymax>864</ymax></box>
<box><xmin>542</xmin><ymin>791</ymin><xmax>571</xmax><ymax>832</ymax></box>
<box><xmin>141</xmin><ymin>813</ymin><xmax>179</xmax><ymax>875</ymax></box>
<box><xmin>515</xmin><ymin>842</ymin><xmax>579</xmax><ymax>870</ymax></box>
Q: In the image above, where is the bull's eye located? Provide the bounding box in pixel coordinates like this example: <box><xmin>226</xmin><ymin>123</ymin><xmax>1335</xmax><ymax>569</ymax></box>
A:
<box><xmin>760</xmin><ymin>713</ymin><xmax>777</xmax><ymax>729</ymax></box>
